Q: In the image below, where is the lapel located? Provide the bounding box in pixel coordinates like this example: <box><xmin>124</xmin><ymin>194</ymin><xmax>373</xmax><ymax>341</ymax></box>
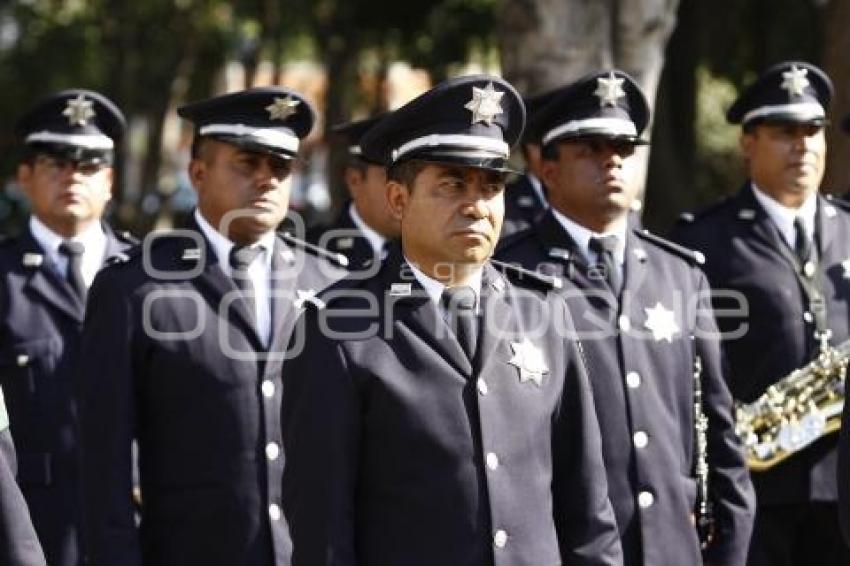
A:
<box><xmin>816</xmin><ymin>194</ymin><xmax>839</xmax><ymax>263</ymax></box>
<box><xmin>185</xmin><ymin>218</ymin><xmax>264</xmax><ymax>351</ymax></box>
<box><xmin>19</xmin><ymin>226</ymin><xmax>85</xmax><ymax>322</ymax></box>
<box><xmin>474</xmin><ymin>264</ymin><xmax>517</xmax><ymax>376</ymax></box>
<box><xmin>335</xmin><ymin>208</ymin><xmax>375</xmax><ymax>269</ymax></box>
<box><xmin>267</xmin><ymin>236</ymin><xmax>299</xmax><ymax>355</ymax></box>
<box><xmin>384</xmin><ymin>253</ymin><xmax>473</xmax><ymax>377</ymax></box>
<box><xmin>737</xmin><ymin>183</ymin><xmax>797</xmax><ymax>266</ymax></box>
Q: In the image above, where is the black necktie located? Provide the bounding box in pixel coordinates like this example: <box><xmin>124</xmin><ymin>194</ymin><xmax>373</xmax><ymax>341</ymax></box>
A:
<box><xmin>58</xmin><ymin>241</ymin><xmax>86</xmax><ymax>301</ymax></box>
<box><xmin>441</xmin><ymin>286</ymin><xmax>478</xmax><ymax>362</ymax></box>
<box><xmin>229</xmin><ymin>245</ymin><xmax>264</xmax><ymax>321</ymax></box>
<box><xmin>589</xmin><ymin>235</ymin><xmax>621</xmax><ymax>293</ymax></box>
<box><xmin>794</xmin><ymin>217</ymin><xmax>813</xmax><ymax>265</ymax></box>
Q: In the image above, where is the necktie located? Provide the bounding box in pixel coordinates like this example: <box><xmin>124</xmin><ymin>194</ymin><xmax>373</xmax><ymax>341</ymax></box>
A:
<box><xmin>229</xmin><ymin>245</ymin><xmax>264</xmax><ymax>322</ymax></box>
<box><xmin>58</xmin><ymin>241</ymin><xmax>86</xmax><ymax>301</ymax></box>
<box><xmin>589</xmin><ymin>235</ymin><xmax>621</xmax><ymax>293</ymax></box>
<box><xmin>793</xmin><ymin>217</ymin><xmax>813</xmax><ymax>265</ymax></box>
<box><xmin>441</xmin><ymin>286</ymin><xmax>478</xmax><ymax>362</ymax></box>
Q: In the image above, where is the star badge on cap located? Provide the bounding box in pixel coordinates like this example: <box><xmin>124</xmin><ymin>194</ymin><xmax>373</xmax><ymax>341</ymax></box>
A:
<box><xmin>508</xmin><ymin>338</ymin><xmax>548</xmax><ymax>386</ymax></box>
<box><xmin>464</xmin><ymin>82</ymin><xmax>504</xmax><ymax>125</ymax></box>
<box><xmin>266</xmin><ymin>96</ymin><xmax>300</xmax><ymax>121</ymax></box>
<box><xmin>594</xmin><ymin>72</ymin><xmax>626</xmax><ymax>108</ymax></box>
<box><xmin>63</xmin><ymin>94</ymin><xmax>96</xmax><ymax>126</ymax></box>
<box><xmin>643</xmin><ymin>302</ymin><xmax>680</xmax><ymax>342</ymax></box>
<box><xmin>781</xmin><ymin>65</ymin><xmax>810</xmax><ymax>99</ymax></box>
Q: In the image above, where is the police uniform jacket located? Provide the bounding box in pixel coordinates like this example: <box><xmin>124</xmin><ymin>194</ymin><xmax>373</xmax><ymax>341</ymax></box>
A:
<box><xmin>0</xmin><ymin>222</ymin><xmax>135</xmax><ymax>566</ymax></box>
<box><xmin>77</xmin><ymin>218</ymin><xmax>345</xmax><ymax>566</ymax></box>
<box><xmin>0</xmin><ymin>405</ymin><xmax>47</xmax><ymax>566</ymax></box>
<box><xmin>307</xmin><ymin>202</ymin><xmax>382</xmax><ymax>273</ymax></box>
<box><xmin>500</xmin><ymin>173</ymin><xmax>547</xmax><ymax>238</ymax></box>
<box><xmin>497</xmin><ymin>211</ymin><xmax>756</xmax><ymax>566</ymax></box>
<box><xmin>281</xmin><ymin>250</ymin><xmax>623</xmax><ymax>566</ymax></box>
<box><xmin>672</xmin><ymin>183</ymin><xmax>850</xmax><ymax>505</ymax></box>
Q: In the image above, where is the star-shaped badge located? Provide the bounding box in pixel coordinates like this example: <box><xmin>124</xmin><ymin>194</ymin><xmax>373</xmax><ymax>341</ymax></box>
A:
<box><xmin>643</xmin><ymin>302</ymin><xmax>680</xmax><ymax>342</ymax></box>
<box><xmin>464</xmin><ymin>82</ymin><xmax>504</xmax><ymax>125</ymax></box>
<box><xmin>266</xmin><ymin>96</ymin><xmax>300</xmax><ymax>121</ymax></box>
<box><xmin>63</xmin><ymin>94</ymin><xmax>96</xmax><ymax>126</ymax></box>
<box><xmin>508</xmin><ymin>338</ymin><xmax>548</xmax><ymax>386</ymax></box>
<box><xmin>781</xmin><ymin>65</ymin><xmax>809</xmax><ymax>98</ymax></box>
<box><xmin>594</xmin><ymin>72</ymin><xmax>626</xmax><ymax>108</ymax></box>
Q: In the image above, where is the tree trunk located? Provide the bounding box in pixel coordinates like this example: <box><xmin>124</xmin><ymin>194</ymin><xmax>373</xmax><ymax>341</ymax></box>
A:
<box><xmin>821</xmin><ymin>0</ymin><xmax>850</xmax><ymax>195</ymax></box>
<box><xmin>498</xmin><ymin>0</ymin><xmax>680</xmax><ymax>204</ymax></box>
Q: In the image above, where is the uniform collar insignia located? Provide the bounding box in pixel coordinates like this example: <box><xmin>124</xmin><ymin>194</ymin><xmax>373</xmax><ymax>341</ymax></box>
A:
<box><xmin>643</xmin><ymin>302</ymin><xmax>680</xmax><ymax>342</ymax></box>
<box><xmin>22</xmin><ymin>252</ymin><xmax>44</xmax><ymax>267</ymax></box>
<box><xmin>824</xmin><ymin>204</ymin><xmax>837</xmax><ymax>218</ymax></box>
<box><xmin>737</xmin><ymin>208</ymin><xmax>756</xmax><ymax>220</ymax></box>
<box><xmin>336</xmin><ymin>237</ymin><xmax>354</xmax><ymax>250</ymax></box>
<box><xmin>842</xmin><ymin>259</ymin><xmax>850</xmax><ymax>279</ymax></box>
<box><xmin>464</xmin><ymin>82</ymin><xmax>505</xmax><ymax>126</ymax></box>
<box><xmin>390</xmin><ymin>282</ymin><xmax>412</xmax><ymax>297</ymax></box>
<box><xmin>279</xmin><ymin>248</ymin><xmax>296</xmax><ymax>264</ymax></box>
<box><xmin>294</xmin><ymin>289</ymin><xmax>324</xmax><ymax>310</ymax></box>
<box><xmin>508</xmin><ymin>338</ymin><xmax>548</xmax><ymax>386</ymax></box>
<box><xmin>266</xmin><ymin>96</ymin><xmax>300</xmax><ymax>121</ymax></box>
<box><xmin>517</xmin><ymin>195</ymin><xmax>535</xmax><ymax>208</ymax></box>
<box><xmin>594</xmin><ymin>72</ymin><xmax>626</xmax><ymax>108</ymax></box>
<box><xmin>548</xmin><ymin>248</ymin><xmax>571</xmax><ymax>261</ymax></box>
<box><xmin>633</xmin><ymin>248</ymin><xmax>648</xmax><ymax>262</ymax></box>
<box><xmin>181</xmin><ymin>248</ymin><xmax>202</xmax><ymax>261</ymax></box>
<box><xmin>781</xmin><ymin>65</ymin><xmax>809</xmax><ymax>99</ymax></box>
<box><xmin>490</xmin><ymin>276</ymin><xmax>506</xmax><ymax>294</ymax></box>
<box><xmin>63</xmin><ymin>94</ymin><xmax>96</xmax><ymax>126</ymax></box>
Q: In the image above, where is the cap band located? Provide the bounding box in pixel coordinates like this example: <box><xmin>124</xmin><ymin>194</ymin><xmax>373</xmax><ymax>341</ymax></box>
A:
<box><xmin>25</xmin><ymin>131</ymin><xmax>114</xmax><ymax>150</ymax></box>
<box><xmin>543</xmin><ymin>117</ymin><xmax>637</xmax><ymax>146</ymax></box>
<box><xmin>741</xmin><ymin>101</ymin><xmax>825</xmax><ymax>125</ymax></box>
<box><xmin>391</xmin><ymin>134</ymin><xmax>509</xmax><ymax>163</ymax></box>
<box><xmin>199</xmin><ymin>123</ymin><xmax>300</xmax><ymax>153</ymax></box>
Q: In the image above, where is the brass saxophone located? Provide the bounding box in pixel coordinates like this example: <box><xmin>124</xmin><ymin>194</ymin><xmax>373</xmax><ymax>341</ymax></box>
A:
<box><xmin>735</xmin><ymin>335</ymin><xmax>850</xmax><ymax>472</ymax></box>
<box><xmin>693</xmin><ymin>356</ymin><xmax>714</xmax><ymax>548</ymax></box>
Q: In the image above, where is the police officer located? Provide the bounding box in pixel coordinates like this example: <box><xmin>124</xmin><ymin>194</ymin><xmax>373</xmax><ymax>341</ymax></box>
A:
<box><xmin>673</xmin><ymin>61</ymin><xmax>850</xmax><ymax>566</ymax></box>
<box><xmin>77</xmin><ymin>87</ymin><xmax>346</xmax><ymax>566</ymax></box>
<box><xmin>307</xmin><ymin>115</ymin><xmax>399</xmax><ymax>271</ymax></box>
<box><xmin>500</xmin><ymin>90</ymin><xmax>554</xmax><ymax>237</ymax></box>
<box><xmin>281</xmin><ymin>75</ymin><xmax>623</xmax><ymax>565</ymax></box>
<box><xmin>0</xmin><ymin>89</ymin><xmax>136</xmax><ymax>566</ymax></box>
<box><xmin>0</xmin><ymin>390</ymin><xmax>47</xmax><ymax>566</ymax></box>
<box><xmin>496</xmin><ymin>70</ymin><xmax>755</xmax><ymax>566</ymax></box>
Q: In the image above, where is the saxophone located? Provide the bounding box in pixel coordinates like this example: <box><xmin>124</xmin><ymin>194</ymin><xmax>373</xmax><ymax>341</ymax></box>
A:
<box><xmin>735</xmin><ymin>335</ymin><xmax>850</xmax><ymax>472</ymax></box>
<box><xmin>693</xmin><ymin>356</ymin><xmax>714</xmax><ymax>549</ymax></box>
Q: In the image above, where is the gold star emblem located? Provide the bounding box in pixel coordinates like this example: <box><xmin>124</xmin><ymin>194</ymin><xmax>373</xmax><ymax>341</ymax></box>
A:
<box><xmin>62</xmin><ymin>94</ymin><xmax>96</xmax><ymax>126</ymax></box>
<box><xmin>781</xmin><ymin>65</ymin><xmax>810</xmax><ymax>98</ymax></box>
<box><xmin>593</xmin><ymin>72</ymin><xmax>626</xmax><ymax>108</ymax></box>
<box><xmin>508</xmin><ymin>338</ymin><xmax>548</xmax><ymax>386</ymax></box>
<box><xmin>266</xmin><ymin>96</ymin><xmax>300</xmax><ymax>121</ymax></box>
<box><xmin>464</xmin><ymin>82</ymin><xmax>505</xmax><ymax>125</ymax></box>
<box><xmin>643</xmin><ymin>302</ymin><xmax>680</xmax><ymax>342</ymax></box>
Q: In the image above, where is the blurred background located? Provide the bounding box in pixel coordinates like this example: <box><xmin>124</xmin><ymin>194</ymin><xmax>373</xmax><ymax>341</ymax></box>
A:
<box><xmin>0</xmin><ymin>0</ymin><xmax>848</xmax><ymax>236</ymax></box>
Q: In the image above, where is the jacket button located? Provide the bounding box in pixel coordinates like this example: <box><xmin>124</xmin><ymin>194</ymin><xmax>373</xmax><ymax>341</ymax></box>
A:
<box><xmin>618</xmin><ymin>315</ymin><xmax>631</xmax><ymax>332</ymax></box>
<box><xmin>16</xmin><ymin>354</ymin><xmax>29</xmax><ymax>367</ymax></box>
<box><xmin>803</xmin><ymin>311</ymin><xmax>813</xmax><ymax>324</ymax></box>
<box><xmin>477</xmin><ymin>378</ymin><xmax>489</xmax><ymax>396</ymax></box>
<box><xmin>638</xmin><ymin>491</ymin><xmax>654</xmax><ymax>509</ymax></box>
<box><xmin>266</xmin><ymin>442</ymin><xmax>280</xmax><ymax>461</ymax></box>
<box><xmin>493</xmin><ymin>529</ymin><xmax>508</xmax><ymax>549</ymax></box>
<box><xmin>626</xmin><ymin>371</ymin><xmax>641</xmax><ymax>388</ymax></box>
<box><xmin>269</xmin><ymin>503</ymin><xmax>281</xmax><ymax>521</ymax></box>
<box><xmin>633</xmin><ymin>431</ymin><xmax>649</xmax><ymax>449</ymax></box>
<box><xmin>485</xmin><ymin>452</ymin><xmax>500</xmax><ymax>471</ymax></box>
<box><xmin>261</xmin><ymin>380</ymin><xmax>276</xmax><ymax>398</ymax></box>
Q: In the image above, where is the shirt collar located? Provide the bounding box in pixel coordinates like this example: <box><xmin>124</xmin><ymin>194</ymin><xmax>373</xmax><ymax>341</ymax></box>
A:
<box><xmin>405</xmin><ymin>257</ymin><xmax>483</xmax><ymax>308</ymax></box>
<box><xmin>348</xmin><ymin>203</ymin><xmax>387</xmax><ymax>256</ymax></box>
<box><xmin>751</xmin><ymin>182</ymin><xmax>817</xmax><ymax>245</ymax></box>
<box><xmin>29</xmin><ymin>215</ymin><xmax>106</xmax><ymax>259</ymax></box>
<box><xmin>194</xmin><ymin>208</ymin><xmax>276</xmax><ymax>274</ymax></box>
<box><xmin>527</xmin><ymin>173</ymin><xmax>547</xmax><ymax>208</ymax></box>
<box><xmin>551</xmin><ymin>208</ymin><xmax>628</xmax><ymax>265</ymax></box>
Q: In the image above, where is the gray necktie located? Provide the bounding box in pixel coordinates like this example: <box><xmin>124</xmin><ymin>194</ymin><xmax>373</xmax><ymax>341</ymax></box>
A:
<box><xmin>229</xmin><ymin>245</ymin><xmax>264</xmax><ymax>322</ymax></box>
<box><xmin>589</xmin><ymin>235</ymin><xmax>621</xmax><ymax>293</ymax></box>
<box><xmin>58</xmin><ymin>241</ymin><xmax>86</xmax><ymax>301</ymax></box>
<box><xmin>441</xmin><ymin>286</ymin><xmax>478</xmax><ymax>362</ymax></box>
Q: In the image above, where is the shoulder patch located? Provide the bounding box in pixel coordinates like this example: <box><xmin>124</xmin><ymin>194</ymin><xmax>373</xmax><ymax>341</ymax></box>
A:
<box><xmin>280</xmin><ymin>232</ymin><xmax>350</xmax><ymax>269</ymax></box>
<box><xmin>673</xmin><ymin>196</ymin><xmax>732</xmax><ymax>227</ymax></box>
<box><xmin>634</xmin><ymin>229</ymin><xmax>705</xmax><ymax>265</ymax></box>
<box><xmin>490</xmin><ymin>258</ymin><xmax>563</xmax><ymax>291</ymax></box>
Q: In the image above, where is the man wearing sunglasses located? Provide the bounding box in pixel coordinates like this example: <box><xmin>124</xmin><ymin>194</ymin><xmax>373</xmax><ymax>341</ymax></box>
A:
<box><xmin>497</xmin><ymin>70</ymin><xmax>755</xmax><ymax>566</ymax></box>
<box><xmin>0</xmin><ymin>89</ymin><xmax>136</xmax><ymax>566</ymax></box>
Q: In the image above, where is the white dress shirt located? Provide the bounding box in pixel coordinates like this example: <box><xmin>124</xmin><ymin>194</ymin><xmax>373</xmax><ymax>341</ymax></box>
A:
<box><xmin>406</xmin><ymin>258</ymin><xmax>483</xmax><ymax>319</ymax></box>
<box><xmin>349</xmin><ymin>203</ymin><xmax>387</xmax><ymax>258</ymax></box>
<box><xmin>751</xmin><ymin>182</ymin><xmax>817</xmax><ymax>250</ymax></box>
<box><xmin>552</xmin><ymin>209</ymin><xmax>628</xmax><ymax>280</ymax></box>
<box><xmin>29</xmin><ymin>215</ymin><xmax>108</xmax><ymax>289</ymax></box>
<box><xmin>194</xmin><ymin>209</ymin><xmax>276</xmax><ymax>345</ymax></box>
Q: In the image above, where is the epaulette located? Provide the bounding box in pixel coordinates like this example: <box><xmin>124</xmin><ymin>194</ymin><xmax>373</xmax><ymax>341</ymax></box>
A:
<box><xmin>634</xmin><ymin>229</ymin><xmax>705</xmax><ymax>265</ymax></box>
<box><xmin>280</xmin><ymin>232</ymin><xmax>350</xmax><ymax>269</ymax></box>
<box><xmin>489</xmin><ymin>258</ymin><xmax>563</xmax><ymax>290</ymax></box>
<box><xmin>105</xmin><ymin>244</ymin><xmax>144</xmax><ymax>267</ymax></box>
<box><xmin>675</xmin><ymin>195</ymin><xmax>731</xmax><ymax>225</ymax></box>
